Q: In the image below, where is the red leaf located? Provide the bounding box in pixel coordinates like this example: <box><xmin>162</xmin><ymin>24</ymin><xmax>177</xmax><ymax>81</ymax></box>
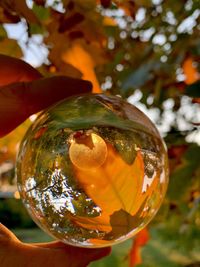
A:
<box><xmin>33</xmin><ymin>0</ymin><xmax>45</xmax><ymax>6</ymax></box>
<box><xmin>59</xmin><ymin>13</ymin><xmax>85</xmax><ymax>33</ymax></box>
<box><xmin>192</xmin><ymin>98</ymin><xmax>200</xmax><ymax>104</ymax></box>
<box><xmin>100</xmin><ymin>0</ymin><xmax>111</xmax><ymax>8</ymax></box>
<box><xmin>129</xmin><ymin>228</ymin><xmax>149</xmax><ymax>267</ymax></box>
<box><xmin>168</xmin><ymin>144</ymin><xmax>188</xmax><ymax>159</ymax></box>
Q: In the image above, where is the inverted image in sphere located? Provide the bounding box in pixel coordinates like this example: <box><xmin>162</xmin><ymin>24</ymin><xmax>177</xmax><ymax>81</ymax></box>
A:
<box><xmin>16</xmin><ymin>94</ymin><xmax>168</xmax><ymax>248</ymax></box>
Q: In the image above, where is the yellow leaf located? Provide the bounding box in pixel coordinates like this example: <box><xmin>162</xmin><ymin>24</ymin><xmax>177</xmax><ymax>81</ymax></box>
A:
<box><xmin>0</xmin><ymin>119</ymin><xmax>31</xmax><ymax>163</ymax></box>
<box><xmin>103</xmin><ymin>16</ymin><xmax>117</xmax><ymax>26</ymax></box>
<box><xmin>62</xmin><ymin>41</ymin><xmax>102</xmax><ymax>93</ymax></box>
<box><xmin>71</xmin><ymin>144</ymin><xmax>144</xmax><ymax>232</ymax></box>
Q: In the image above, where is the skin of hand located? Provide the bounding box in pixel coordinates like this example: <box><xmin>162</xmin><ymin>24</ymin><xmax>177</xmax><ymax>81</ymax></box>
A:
<box><xmin>0</xmin><ymin>55</ymin><xmax>111</xmax><ymax>267</ymax></box>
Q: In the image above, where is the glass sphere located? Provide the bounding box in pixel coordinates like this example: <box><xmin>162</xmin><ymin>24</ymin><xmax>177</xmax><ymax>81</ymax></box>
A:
<box><xmin>16</xmin><ymin>94</ymin><xmax>168</xmax><ymax>248</ymax></box>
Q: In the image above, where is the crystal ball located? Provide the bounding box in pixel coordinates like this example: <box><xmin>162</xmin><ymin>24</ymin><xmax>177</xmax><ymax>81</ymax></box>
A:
<box><xmin>16</xmin><ymin>94</ymin><xmax>168</xmax><ymax>248</ymax></box>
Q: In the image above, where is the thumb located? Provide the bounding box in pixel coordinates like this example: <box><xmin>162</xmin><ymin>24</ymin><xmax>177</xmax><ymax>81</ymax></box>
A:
<box><xmin>0</xmin><ymin>54</ymin><xmax>42</xmax><ymax>86</ymax></box>
<box><xmin>82</xmin><ymin>247</ymin><xmax>111</xmax><ymax>266</ymax></box>
<box><xmin>0</xmin><ymin>76</ymin><xmax>92</xmax><ymax>137</ymax></box>
<box><xmin>67</xmin><ymin>246</ymin><xmax>111</xmax><ymax>267</ymax></box>
<box><xmin>0</xmin><ymin>223</ymin><xmax>20</xmax><ymax>245</ymax></box>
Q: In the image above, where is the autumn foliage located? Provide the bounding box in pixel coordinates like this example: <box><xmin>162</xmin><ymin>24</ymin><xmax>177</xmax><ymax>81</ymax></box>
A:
<box><xmin>0</xmin><ymin>0</ymin><xmax>200</xmax><ymax>266</ymax></box>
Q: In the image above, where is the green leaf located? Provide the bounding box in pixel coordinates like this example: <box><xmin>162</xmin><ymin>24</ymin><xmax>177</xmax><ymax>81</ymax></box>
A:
<box><xmin>0</xmin><ymin>25</ymin><xmax>7</xmax><ymax>38</ymax></box>
<box><xmin>185</xmin><ymin>81</ymin><xmax>200</xmax><ymax>98</ymax></box>
<box><xmin>168</xmin><ymin>144</ymin><xmax>200</xmax><ymax>201</ymax></box>
<box><xmin>121</xmin><ymin>61</ymin><xmax>161</xmax><ymax>91</ymax></box>
<box><xmin>134</xmin><ymin>0</ymin><xmax>152</xmax><ymax>7</ymax></box>
<box><xmin>98</xmin><ymin>127</ymin><xmax>137</xmax><ymax>165</ymax></box>
<box><xmin>0</xmin><ymin>38</ymin><xmax>23</xmax><ymax>58</ymax></box>
<box><xmin>29</xmin><ymin>23</ymin><xmax>45</xmax><ymax>35</ymax></box>
<box><xmin>32</xmin><ymin>3</ymin><xmax>50</xmax><ymax>21</ymax></box>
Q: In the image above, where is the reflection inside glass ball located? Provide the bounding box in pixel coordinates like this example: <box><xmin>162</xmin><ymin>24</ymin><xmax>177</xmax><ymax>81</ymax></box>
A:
<box><xmin>17</xmin><ymin>94</ymin><xmax>168</xmax><ymax>248</ymax></box>
<box><xmin>69</xmin><ymin>132</ymin><xmax>108</xmax><ymax>170</ymax></box>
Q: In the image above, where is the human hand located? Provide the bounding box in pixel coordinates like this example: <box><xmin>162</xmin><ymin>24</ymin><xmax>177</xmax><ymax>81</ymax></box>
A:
<box><xmin>0</xmin><ymin>223</ymin><xmax>110</xmax><ymax>267</ymax></box>
<box><xmin>0</xmin><ymin>54</ymin><xmax>111</xmax><ymax>267</ymax></box>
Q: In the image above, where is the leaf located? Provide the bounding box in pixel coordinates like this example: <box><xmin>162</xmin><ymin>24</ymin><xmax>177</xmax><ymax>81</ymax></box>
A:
<box><xmin>168</xmin><ymin>144</ymin><xmax>200</xmax><ymax>201</ymax></box>
<box><xmin>73</xmin><ymin>0</ymin><xmax>96</xmax><ymax>10</ymax></box>
<box><xmin>182</xmin><ymin>57</ymin><xmax>199</xmax><ymax>85</ymax></box>
<box><xmin>62</xmin><ymin>40</ymin><xmax>102</xmax><ymax>93</ymax></box>
<box><xmin>0</xmin><ymin>119</ymin><xmax>31</xmax><ymax>163</ymax></box>
<box><xmin>33</xmin><ymin>0</ymin><xmax>45</xmax><ymax>6</ymax></box>
<box><xmin>32</xmin><ymin>3</ymin><xmax>50</xmax><ymax>22</ymax></box>
<box><xmin>0</xmin><ymin>0</ymin><xmax>39</xmax><ymax>24</ymax></box>
<box><xmin>29</xmin><ymin>23</ymin><xmax>45</xmax><ymax>35</ymax></box>
<box><xmin>0</xmin><ymin>38</ymin><xmax>22</xmax><ymax>58</ymax></box>
<box><xmin>71</xmin><ymin>149</ymin><xmax>144</xmax><ymax>233</ymax></box>
<box><xmin>0</xmin><ymin>25</ymin><xmax>7</xmax><ymax>38</ymax></box>
<box><xmin>100</xmin><ymin>0</ymin><xmax>111</xmax><ymax>8</ymax></box>
<box><xmin>0</xmin><ymin>6</ymin><xmax>20</xmax><ymax>23</ymax></box>
<box><xmin>129</xmin><ymin>228</ymin><xmax>149</xmax><ymax>267</ymax></box>
<box><xmin>115</xmin><ymin>0</ymin><xmax>138</xmax><ymax>18</ymax></box>
<box><xmin>103</xmin><ymin>16</ymin><xmax>117</xmax><ymax>26</ymax></box>
<box><xmin>134</xmin><ymin>0</ymin><xmax>152</xmax><ymax>7</ymax></box>
<box><xmin>59</xmin><ymin>12</ymin><xmax>85</xmax><ymax>33</ymax></box>
<box><xmin>185</xmin><ymin>81</ymin><xmax>200</xmax><ymax>98</ymax></box>
<box><xmin>68</xmin><ymin>30</ymin><xmax>84</xmax><ymax>40</ymax></box>
<box><xmin>108</xmin><ymin>198</ymin><xmax>147</xmax><ymax>238</ymax></box>
<box><xmin>45</xmin><ymin>21</ymin><xmax>82</xmax><ymax>78</ymax></box>
<box><xmin>185</xmin><ymin>263</ymin><xmax>200</xmax><ymax>267</ymax></box>
<box><xmin>98</xmin><ymin>127</ymin><xmax>137</xmax><ymax>165</ymax></box>
<box><xmin>122</xmin><ymin>61</ymin><xmax>160</xmax><ymax>91</ymax></box>
<box><xmin>15</xmin><ymin>0</ymin><xmax>39</xmax><ymax>23</ymax></box>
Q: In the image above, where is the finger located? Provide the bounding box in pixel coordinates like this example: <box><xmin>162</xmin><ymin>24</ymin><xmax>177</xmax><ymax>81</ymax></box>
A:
<box><xmin>0</xmin><ymin>76</ymin><xmax>92</xmax><ymax>137</ymax></box>
<box><xmin>31</xmin><ymin>241</ymin><xmax>111</xmax><ymax>266</ymax></box>
<box><xmin>68</xmin><ymin>246</ymin><xmax>111</xmax><ymax>267</ymax></box>
<box><xmin>31</xmin><ymin>241</ymin><xmax>68</xmax><ymax>249</ymax></box>
<box><xmin>0</xmin><ymin>223</ymin><xmax>20</xmax><ymax>244</ymax></box>
<box><xmin>63</xmin><ymin>245</ymin><xmax>111</xmax><ymax>267</ymax></box>
<box><xmin>0</xmin><ymin>54</ymin><xmax>42</xmax><ymax>86</ymax></box>
<box><xmin>23</xmin><ymin>76</ymin><xmax>93</xmax><ymax>113</ymax></box>
<box><xmin>75</xmin><ymin>247</ymin><xmax>111</xmax><ymax>266</ymax></box>
<box><xmin>19</xmin><ymin>242</ymin><xmax>111</xmax><ymax>267</ymax></box>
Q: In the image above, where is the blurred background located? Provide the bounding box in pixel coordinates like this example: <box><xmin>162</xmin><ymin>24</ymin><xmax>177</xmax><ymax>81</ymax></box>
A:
<box><xmin>0</xmin><ymin>0</ymin><xmax>200</xmax><ymax>266</ymax></box>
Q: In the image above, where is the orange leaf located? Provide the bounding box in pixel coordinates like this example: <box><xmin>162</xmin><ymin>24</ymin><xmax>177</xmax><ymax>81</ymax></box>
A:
<box><xmin>103</xmin><ymin>16</ymin><xmax>117</xmax><ymax>26</ymax></box>
<box><xmin>71</xmin><ymin>145</ymin><xmax>144</xmax><ymax>233</ymax></box>
<box><xmin>62</xmin><ymin>41</ymin><xmax>102</xmax><ymax>93</ymax></box>
<box><xmin>182</xmin><ymin>57</ymin><xmax>199</xmax><ymax>85</ymax></box>
<box><xmin>0</xmin><ymin>119</ymin><xmax>31</xmax><ymax>163</ymax></box>
<box><xmin>129</xmin><ymin>228</ymin><xmax>149</xmax><ymax>267</ymax></box>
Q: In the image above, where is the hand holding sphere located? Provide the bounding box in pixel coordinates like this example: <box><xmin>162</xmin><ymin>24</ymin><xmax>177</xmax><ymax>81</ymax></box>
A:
<box><xmin>0</xmin><ymin>54</ymin><xmax>110</xmax><ymax>267</ymax></box>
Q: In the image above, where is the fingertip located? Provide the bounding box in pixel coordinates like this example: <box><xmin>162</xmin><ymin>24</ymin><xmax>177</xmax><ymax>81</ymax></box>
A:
<box><xmin>97</xmin><ymin>246</ymin><xmax>112</xmax><ymax>258</ymax></box>
<box><xmin>88</xmin><ymin>246</ymin><xmax>112</xmax><ymax>262</ymax></box>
